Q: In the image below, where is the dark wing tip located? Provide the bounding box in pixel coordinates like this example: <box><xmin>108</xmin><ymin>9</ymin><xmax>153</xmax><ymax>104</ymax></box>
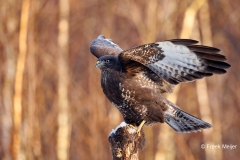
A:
<box><xmin>167</xmin><ymin>39</ymin><xmax>199</xmax><ymax>46</ymax></box>
<box><xmin>201</xmin><ymin>59</ymin><xmax>231</xmax><ymax>69</ymax></box>
<box><xmin>204</xmin><ymin>66</ymin><xmax>227</xmax><ymax>74</ymax></box>
<box><xmin>188</xmin><ymin>45</ymin><xmax>221</xmax><ymax>54</ymax></box>
<box><xmin>195</xmin><ymin>52</ymin><xmax>227</xmax><ymax>61</ymax></box>
<box><xmin>90</xmin><ymin>34</ymin><xmax>123</xmax><ymax>58</ymax></box>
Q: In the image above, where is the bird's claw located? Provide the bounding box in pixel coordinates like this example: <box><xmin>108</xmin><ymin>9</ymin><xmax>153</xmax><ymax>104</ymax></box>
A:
<box><xmin>128</xmin><ymin>120</ymin><xmax>146</xmax><ymax>137</ymax></box>
<box><xmin>129</xmin><ymin>124</ymin><xmax>137</xmax><ymax>130</ymax></box>
<box><xmin>137</xmin><ymin>131</ymin><xmax>141</xmax><ymax>137</ymax></box>
<box><xmin>128</xmin><ymin>124</ymin><xmax>141</xmax><ymax>136</ymax></box>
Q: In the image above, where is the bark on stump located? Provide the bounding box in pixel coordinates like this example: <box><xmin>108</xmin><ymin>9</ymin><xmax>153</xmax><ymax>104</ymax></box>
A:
<box><xmin>109</xmin><ymin>122</ymin><xmax>146</xmax><ymax>160</ymax></box>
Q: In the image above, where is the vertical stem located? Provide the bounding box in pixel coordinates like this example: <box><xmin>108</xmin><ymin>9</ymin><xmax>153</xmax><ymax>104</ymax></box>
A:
<box><xmin>57</xmin><ymin>0</ymin><xmax>71</xmax><ymax>160</ymax></box>
<box><xmin>1</xmin><ymin>2</ymin><xmax>18</xmax><ymax>160</ymax></box>
<box><xmin>2</xmin><ymin>45</ymin><xmax>15</xmax><ymax>160</ymax></box>
<box><xmin>198</xmin><ymin>2</ymin><xmax>222</xmax><ymax>160</ymax></box>
<box><xmin>180</xmin><ymin>0</ymin><xmax>207</xmax><ymax>38</ymax></box>
<box><xmin>178</xmin><ymin>1</ymin><xmax>211</xmax><ymax>160</ymax></box>
<box><xmin>13</xmin><ymin>0</ymin><xmax>30</xmax><ymax>159</ymax></box>
<box><xmin>26</xmin><ymin>1</ymin><xmax>43</xmax><ymax>159</ymax></box>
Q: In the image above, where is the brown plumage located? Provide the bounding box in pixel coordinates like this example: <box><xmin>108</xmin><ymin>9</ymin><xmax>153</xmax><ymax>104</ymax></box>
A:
<box><xmin>90</xmin><ymin>35</ymin><xmax>231</xmax><ymax>133</ymax></box>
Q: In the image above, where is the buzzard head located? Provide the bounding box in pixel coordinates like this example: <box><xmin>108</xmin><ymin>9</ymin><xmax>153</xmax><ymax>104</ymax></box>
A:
<box><xmin>96</xmin><ymin>55</ymin><xmax>122</xmax><ymax>71</ymax></box>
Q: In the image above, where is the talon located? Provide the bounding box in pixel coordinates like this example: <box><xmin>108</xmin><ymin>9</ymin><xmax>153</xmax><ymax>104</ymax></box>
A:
<box><xmin>137</xmin><ymin>131</ymin><xmax>141</xmax><ymax>137</ymax></box>
<box><xmin>127</xmin><ymin>120</ymin><xmax>146</xmax><ymax>137</ymax></box>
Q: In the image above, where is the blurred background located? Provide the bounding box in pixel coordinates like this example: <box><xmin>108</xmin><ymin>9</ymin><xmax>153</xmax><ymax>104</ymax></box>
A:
<box><xmin>0</xmin><ymin>0</ymin><xmax>239</xmax><ymax>160</ymax></box>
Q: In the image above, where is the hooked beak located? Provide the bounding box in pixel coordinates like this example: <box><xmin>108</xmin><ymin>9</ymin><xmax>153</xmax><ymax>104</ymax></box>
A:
<box><xmin>96</xmin><ymin>60</ymin><xmax>104</xmax><ymax>68</ymax></box>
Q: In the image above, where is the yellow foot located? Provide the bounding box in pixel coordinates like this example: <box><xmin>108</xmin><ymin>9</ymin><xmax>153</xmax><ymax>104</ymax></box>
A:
<box><xmin>128</xmin><ymin>124</ymin><xmax>140</xmax><ymax>136</ymax></box>
<box><xmin>128</xmin><ymin>120</ymin><xmax>146</xmax><ymax>137</ymax></box>
<box><xmin>137</xmin><ymin>131</ymin><xmax>141</xmax><ymax>137</ymax></box>
<box><xmin>129</xmin><ymin>124</ymin><xmax>137</xmax><ymax>130</ymax></box>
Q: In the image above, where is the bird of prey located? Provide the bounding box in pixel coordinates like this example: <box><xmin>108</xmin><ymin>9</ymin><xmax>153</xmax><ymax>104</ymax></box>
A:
<box><xmin>90</xmin><ymin>35</ymin><xmax>231</xmax><ymax>134</ymax></box>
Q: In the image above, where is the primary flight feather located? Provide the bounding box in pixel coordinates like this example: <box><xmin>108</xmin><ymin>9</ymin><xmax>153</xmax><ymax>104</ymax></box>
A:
<box><xmin>90</xmin><ymin>35</ymin><xmax>231</xmax><ymax>133</ymax></box>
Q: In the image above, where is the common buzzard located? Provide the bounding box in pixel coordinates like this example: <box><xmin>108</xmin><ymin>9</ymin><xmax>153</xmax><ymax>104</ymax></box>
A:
<box><xmin>90</xmin><ymin>35</ymin><xmax>230</xmax><ymax>134</ymax></box>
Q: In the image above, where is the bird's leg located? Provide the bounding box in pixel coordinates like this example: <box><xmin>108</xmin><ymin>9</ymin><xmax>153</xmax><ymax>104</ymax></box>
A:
<box><xmin>136</xmin><ymin>120</ymin><xmax>146</xmax><ymax>136</ymax></box>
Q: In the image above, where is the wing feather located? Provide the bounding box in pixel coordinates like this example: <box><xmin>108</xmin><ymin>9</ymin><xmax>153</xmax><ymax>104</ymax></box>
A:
<box><xmin>188</xmin><ymin>45</ymin><xmax>221</xmax><ymax>53</ymax></box>
<box><xmin>119</xmin><ymin>40</ymin><xmax>231</xmax><ymax>85</ymax></box>
<box><xmin>90</xmin><ymin>35</ymin><xmax>123</xmax><ymax>58</ymax></box>
<box><xmin>194</xmin><ymin>52</ymin><xmax>227</xmax><ymax>61</ymax></box>
<box><xmin>167</xmin><ymin>39</ymin><xmax>199</xmax><ymax>46</ymax></box>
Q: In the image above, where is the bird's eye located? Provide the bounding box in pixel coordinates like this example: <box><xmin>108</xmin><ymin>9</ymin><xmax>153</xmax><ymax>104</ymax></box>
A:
<box><xmin>106</xmin><ymin>60</ymin><xmax>110</xmax><ymax>63</ymax></box>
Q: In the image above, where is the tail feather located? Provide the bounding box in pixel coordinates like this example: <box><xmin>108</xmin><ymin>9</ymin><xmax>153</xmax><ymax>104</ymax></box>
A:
<box><xmin>164</xmin><ymin>104</ymin><xmax>212</xmax><ymax>133</ymax></box>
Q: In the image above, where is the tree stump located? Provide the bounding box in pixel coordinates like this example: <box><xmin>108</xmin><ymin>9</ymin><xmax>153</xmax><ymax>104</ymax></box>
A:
<box><xmin>109</xmin><ymin>122</ymin><xmax>146</xmax><ymax>160</ymax></box>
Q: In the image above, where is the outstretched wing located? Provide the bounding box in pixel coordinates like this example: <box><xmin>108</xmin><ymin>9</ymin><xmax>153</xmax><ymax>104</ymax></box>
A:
<box><xmin>119</xmin><ymin>39</ymin><xmax>231</xmax><ymax>85</ymax></box>
<box><xmin>90</xmin><ymin>35</ymin><xmax>123</xmax><ymax>58</ymax></box>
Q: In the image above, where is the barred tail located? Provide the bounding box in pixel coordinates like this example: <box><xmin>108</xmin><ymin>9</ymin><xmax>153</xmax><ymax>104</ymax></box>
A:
<box><xmin>164</xmin><ymin>102</ymin><xmax>212</xmax><ymax>133</ymax></box>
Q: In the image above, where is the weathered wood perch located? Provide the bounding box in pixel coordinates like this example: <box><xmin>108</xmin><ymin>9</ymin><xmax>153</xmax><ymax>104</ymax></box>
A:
<box><xmin>108</xmin><ymin>122</ymin><xmax>146</xmax><ymax>160</ymax></box>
